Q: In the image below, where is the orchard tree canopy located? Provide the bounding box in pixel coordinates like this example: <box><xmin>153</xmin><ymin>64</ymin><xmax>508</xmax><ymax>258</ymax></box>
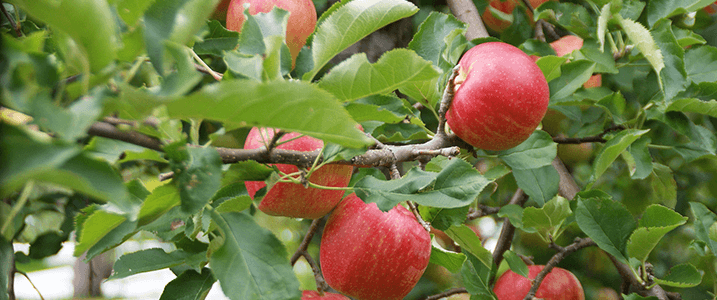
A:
<box><xmin>1</xmin><ymin>0</ymin><xmax>717</xmax><ymax>299</ymax></box>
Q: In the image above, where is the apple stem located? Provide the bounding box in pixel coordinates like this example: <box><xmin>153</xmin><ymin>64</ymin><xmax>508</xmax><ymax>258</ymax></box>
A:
<box><xmin>522</xmin><ymin>238</ymin><xmax>597</xmax><ymax>300</ymax></box>
<box><xmin>407</xmin><ymin>201</ymin><xmax>431</xmax><ymax>232</ymax></box>
<box><xmin>190</xmin><ymin>48</ymin><xmax>223</xmax><ymax>81</ymax></box>
<box><xmin>290</xmin><ymin>218</ymin><xmax>333</xmax><ymax>293</ymax></box>
<box><xmin>436</xmin><ymin>65</ymin><xmax>462</xmax><ymax>138</ymax></box>
<box><xmin>424</xmin><ymin>288</ymin><xmax>468</xmax><ymax>300</ymax></box>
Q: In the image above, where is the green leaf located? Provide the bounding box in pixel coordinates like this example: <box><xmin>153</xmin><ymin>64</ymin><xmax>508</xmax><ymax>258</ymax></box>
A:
<box><xmin>143</xmin><ymin>0</ymin><xmax>220</xmax><ymax>74</ymax></box>
<box><xmin>408</xmin><ymin>12</ymin><xmax>466</xmax><ymax>69</ymax></box>
<box><xmin>115</xmin><ymin>0</ymin><xmax>156</xmax><ymax>26</ymax></box>
<box><xmin>159</xmin><ymin>268</ymin><xmax>216</xmax><ymax>300</ymax></box>
<box><xmin>110</xmin><ymin>248</ymin><xmax>206</xmax><ymax>280</ymax></box>
<box><xmin>154</xmin><ymin>42</ymin><xmax>203</xmax><ymax>97</ymax></box>
<box><xmin>304</xmin><ymin>0</ymin><xmax>418</xmax><ymax>81</ymax></box>
<box><xmin>534</xmin><ymin>2</ymin><xmax>595</xmax><ymax>38</ymax></box>
<box><xmin>224</xmin><ymin>51</ymin><xmax>264</xmax><ymax>81</ymax></box>
<box><xmin>666</xmin><ymin>98</ymin><xmax>717</xmax><ymax>118</ymax></box>
<box><xmin>421</xmin><ymin>205</ymin><xmax>470</xmax><ymax>231</ymax></box>
<box><xmin>74</xmin><ymin>209</ymin><xmax>126</xmax><ymax>256</ymax></box>
<box><xmin>646</xmin><ymin>0</ymin><xmax>714</xmax><ymax>27</ymax></box>
<box><xmin>649</xmin><ymin>163</ymin><xmax>677</xmax><ymax>208</ymax></box>
<box><xmin>85</xmin><ymin>137</ymin><xmax>161</xmax><ymax>164</ymax></box>
<box><xmin>710</xmin><ymin>223</ymin><xmax>717</xmax><ymax>242</ymax></box>
<box><xmin>689</xmin><ymin>202</ymin><xmax>717</xmax><ymax>257</ymax></box>
<box><xmin>168</xmin><ymin>146</ymin><xmax>223</xmax><ymax>215</ymax></box>
<box><xmin>344</xmin><ymin>95</ymin><xmax>414</xmax><ymax>123</ymax></box>
<box><xmin>193</xmin><ymin>20</ymin><xmax>240</xmax><ymax>56</ymax></box>
<box><xmin>575</xmin><ymin>195</ymin><xmax>637</xmax><ymax>264</ymax></box>
<box><xmin>9</xmin><ymin>0</ymin><xmax>118</xmax><ymax>73</ymax></box>
<box><xmin>460</xmin><ymin>253</ymin><xmax>497</xmax><ymax>299</ymax></box>
<box><xmin>513</xmin><ymin>165</ymin><xmax>560</xmax><ymax>207</ymax></box>
<box><xmin>536</xmin><ymin>56</ymin><xmax>568</xmax><ymax>83</ymax></box>
<box><xmin>429</xmin><ymin>243</ymin><xmax>466</xmax><ymax>273</ymax></box>
<box><xmin>626</xmin><ymin>205</ymin><xmax>687</xmax><ymax>262</ymax></box>
<box><xmin>368</xmin><ymin>122</ymin><xmax>430</xmax><ymax>143</ymax></box>
<box><xmin>209</xmin><ymin>211</ymin><xmax>301</xmax><ymax>300</ymax></box>
<box><xmin>673</xmin><ymin>27</ymin><xmax>706</xmax><ymax>48</ymax></box>
<box><xmin>446</xmin><ymin>225</ymin><xmax>493</xmax><ymax>269</ymax></box>
<box><xmin>626</xmin><ymin>136</ymin><xmax>653</xmax><ymax>180</ymax></box>
<box><xmin>522</xmin><ymin>196</ymin><xmax>572</xmax><ymax>239</ymax></box>
<box><xmin>165</xmin><ymin>80</ymin><xmax>371</xmax><ymax>148</ymax></box>
<box><xmin>319</xmin><ymin>49</ymin><xmax>439</xmax><ymax>102</ymax></box>
<box><xmin>31</xmin><ymin>91</ymin><xmax>104</xmax><ymax>142</ymax></box>
<box><xmin>597</xmin><ymin>4</ymin><xmax>611</xmax><ymax>51</ymax></box>
<box><xmin>652</xmin><ymin>20</ymin><xmax>686</xmax><ymax>102</ymax></box>
<box><xmin>222</xmin><ymin>161</ymin><xmax>277</xmax><ymax>184</ymax></box>
<box><xmin>619</xmin><ymin>18</ymin><xmax>664</xmax><ymax>82</ymax></box>
<box><xmin>138</xmin><ymin>184</ymin><xmax>181</xmax><ymax>227</ymax></box>
<box><xmin>653</xmin><ymin>263</ymin><xmax>703</xmax><ymax>288</ymax></box>
<box><xmin>684</xmin><ymin>45</ymin><xmax>717</xmax><ymax>85</ymax></box>
<box><xmin>235</xmin><ymin>7</ymin><xmax>289</xmax><ymax>56</ymax></box>
<box><xmin>549</xmin><ymin>60</ymin><xmax>596</xmax><ymax>102</ymax></box>
<box><xmin>354</xmin><ymin>159</ymin><xmax>491</xmax><ymax>211</ymax></box>
<box><xmin>498</xmin><ymin>131</ymin><xmax>557</xmax><ymax>170</ymax></box>
<box><xmin>498</xmin><ymin>204</ymin><xmax>526</xmax><ymax>229</ymax></box>
<box><xmin>592</xmin><ymin>129</ymin><xmax>650</xmax><ymax>183</ymax></box>
<box><xmin>0</xmin><ymin>236</ymin><xmax>12</xmax><ymax>300</ymax></box>
<box><xmin>503</xmin><ymin>250</ymin><xmax>529</xmax><ymax>278</ymax></box>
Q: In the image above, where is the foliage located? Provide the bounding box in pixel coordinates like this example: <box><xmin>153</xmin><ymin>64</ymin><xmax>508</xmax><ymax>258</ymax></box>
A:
<box><xmin>1</xmin><ymin>0</ymin><xmax>717</xmax><ymax>299</ymax></box>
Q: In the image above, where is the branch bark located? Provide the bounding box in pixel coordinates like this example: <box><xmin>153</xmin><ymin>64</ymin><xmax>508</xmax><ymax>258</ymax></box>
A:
<box><xmin>492</xmin><ymin>189</ymin><xmax>527</xmax><ymax>269</ymax></box>
<box><xmin>522</xmin><ymin>238</ymin><xmax>597</xmax><ymax>300</ymax></box>
<box><xmin>447</xmin><ymin>0</ymin><xmax>489</xmax><ymax>40</ymax></box>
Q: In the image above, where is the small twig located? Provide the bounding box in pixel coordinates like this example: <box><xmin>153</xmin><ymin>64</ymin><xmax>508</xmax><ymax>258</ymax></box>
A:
<box><xmin>534</xmin><ymin>19</ymin><xmax>547</xmax><ymax>42</ymax></box>
<box><xmin>552</xmin><ymin>157</ymin><xmax>580</xmax><ymax>201</ymax></box>
<box><xmin>436</xmin><ymin>66</ymin><xmax>462</xmax><ymax>137</ymax></box>
<box><xmin>466</xmin><ymin>204</ymin><xmax>502</xmax><ymax>221</ymax></box>
<box><xmin>519</xmin><ymin>0</ymin><xmax>534</xmax><ymax>11</ymax></box>
<box><xmin>102</xmin><ymin>116</ymin><xmax>159</xmax><ymax>128</ymax></box>
<box><xmin>552</xmin><ymin>125</ymin><xmax>626</xmax><ymax>144</ymax></box>
<box><xmin>190</xmin><ymin>49</ymin><xmax>223</xmax><ymax>81</ymax></box>
<box><xmin>267</xmin><ymin>130</ymin><xmax>287</xmax><ymax>152</ymax></box>
<box><xmin>290</xmin><ymin>219</ymin><xmax>323</xmax><ymax>265</ymax></box>
<box><xmin>389</xmin><ymin>164</ymin><xmax>401</xmax><ymax>180</ymax></box>
<box><xmin>424</xmin><ymin>288</ymin><xmax>468</xmax><ymax>300</ymax></box>
<box><xmin>1</xmin><ymin>180</ymin><xmax>34</xmax><ymax>236</ymax></box>
<box><xmin>492</xmin><ymin>189</ymin><xmax>528</xmax><ymax>270</ymax></box>
<box><xmin>605</xmin><ymin>253</ymin><xmax>671</xmax><ymax>300</ymax></box>
<box><xmin>17</xmin><ymin>271</ymin><xmax>45</xmax><ymax>300</ymax></box>
<box><xmin>1</xmin><ymin>2</ymin><xmax>22</xmax><ymax>37</ymax></box>
<box><xmin>522</xmin><ymin>238</ymin><xmax>597</xmax><ymax>300</ymax></box>
<box><xmin>407</xmin><ymin>201</ymin><xmax>430</xmax><ymax>232</ymax></box>
<box><xmin>159</xmin><ymin>172</ymin><xmax>174</xmax><ymax>181</ymax></box>
<box><xmin>88</xmin><ymin>122</ymin><xmax>164</xmax><ymax>152</ymax></box>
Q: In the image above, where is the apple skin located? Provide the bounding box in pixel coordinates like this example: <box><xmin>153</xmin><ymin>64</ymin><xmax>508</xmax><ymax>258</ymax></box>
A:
<box><xmin>320</xmin><ymin>194</ymin><xmax>432</xmax><ymax>300</ymax></box>
<box><xmin>549</xmin><ymin>35</ymin><xmax>602</xmax><ymax>88</ymax></box>
<box><xmin>493</xmin><ymin>265</ymin><xmax>585</xmax><ymax>300</ymax></box>
<box><xmin>243</xmin><ymin>128</ymin><xmax>352</xmax><ymax>219</ymax></box>
<box><xmin>227</xmin><ymin>0</ymin><xmax>316</xmax><ymax>66</ymax></box>
<box><xmin>557</xmin><ymin>142</ymin><xmax>593</xmax><ymax>165</ymax></box>
<box><xmin>482</xmin><ymin>0</ymin><xmax>549</xmax><ymax>32</ymax></box>
<box><xmin>446</xmin><ymin>42</ymin><xmax>549</xmax><ymax>151</ymax></box>
<box><xmin>301</xmin><ymin>290</ymin><xmax>350</xmax><ymax>299</ymax></box>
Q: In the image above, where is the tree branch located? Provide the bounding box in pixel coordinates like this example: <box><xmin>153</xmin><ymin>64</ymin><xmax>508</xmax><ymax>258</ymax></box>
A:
<box><xmin>87</xmin><ymin>122</ymin><xmax>163</xmax><ymax>152</ymax></box>
<box><xmin>290</xmin><ymin>218</ymin><xmax>332</xmax><ymax>293</ymax></box>
<box><xmin>447</xmin><ymin>0</ymin><xmax>490</xmax><ymax>40</ymax></box>
<box><xmin>552</xmin><ymin>157</ymin><xmax>580</xmax><ymax>200</ymax></box>
<box><xmin>290</xmin><ymin>218</ymin><xmax>323</xmax><ymax>265</ymax></box>
<box><xmin>425</xmin><ymin>288</ymin><xmax>468</xmax><ymax>300</ymax></box>
<box><xmin>492</xmin><ymin>189</ymin><xmax>527</xmax><ymax>269</ymax></box>
<box><xmin>466</xmin><ymin>204</ymin><xmax>501</xmax><ymax>221</ymax></box>
<box><xmin>605</xmin><ymin>253</ymin><xmax>672</xmax><ymax>300</ymax></box>
<box><xmin>523</xmin><ymin>238</ymin><xmax>596</xmax><ymax>300</ymax></box>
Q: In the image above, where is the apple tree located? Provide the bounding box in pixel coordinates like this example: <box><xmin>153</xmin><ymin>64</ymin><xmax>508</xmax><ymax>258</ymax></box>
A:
<box><xmin>1</xmin><ymin>0</ymin><xmax>717</xmax><ymax>299</ymax></box>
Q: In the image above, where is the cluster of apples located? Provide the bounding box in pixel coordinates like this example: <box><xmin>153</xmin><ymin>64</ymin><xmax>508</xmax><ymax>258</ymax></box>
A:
<box><xmin>219</xmin><ymin>0</ymin><xmax>584</xmax><ymax>299</ymax></box>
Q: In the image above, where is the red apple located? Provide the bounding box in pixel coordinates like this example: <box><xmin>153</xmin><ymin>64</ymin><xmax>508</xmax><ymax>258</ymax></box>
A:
<box><xmin>320</xmin><ymin>194</ymin><xmax>431</xmax><ymax>300</ymax></box>
<box><xmin>227</xmin><ymin>0</ymin><xmax>316</xmax><ymax>67</ymax></box>
<box><xmin>302</xmin><ymin>290</ymin><xmax>350</xmax><ymax>299</ymax></box>
<box><xmin>446</xmin><ymin>42</ymin><xmax>549</xmax><ymax>151</ymax></box>
<box><xmin>243</xmin><ymin>128</ymin><xmax>352</xmax><ymax>219</ymax></box>
<box><xmin>493</xmin><ymin>265</ymin><xmax>585</xmax><ymax>300</ymax></box>
<box><xmin>549</xmin><ymin>35</ymin><xmax>602</xmax><ymax>88</ymax></box>
<box><xmin>705</xmin><ymin>1</ymin><xmax>717</xmax><ymax>14</ymax></box>
<box><xmin>482</xmin><ymin>0</ymin><xmax>549</xmax><ymax>33</ymax></box>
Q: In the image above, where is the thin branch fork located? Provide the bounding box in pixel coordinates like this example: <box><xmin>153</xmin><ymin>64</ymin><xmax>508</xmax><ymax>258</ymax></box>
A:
<box><xmin>424</xmin><ymin>288</ymin><xmax>468</xmax><ymax>300</ymax></box>
<box><xmin>290</xmin><ymin>218</ymin><xmax>331</xmax><ymax>293</ymax></box>
<box><xmin>522</xmin><ymin>238</ymin><xmax>597</xmax><ymax>300</ymax></box>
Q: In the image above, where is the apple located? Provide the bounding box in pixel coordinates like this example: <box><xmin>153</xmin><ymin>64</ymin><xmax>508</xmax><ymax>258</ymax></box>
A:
<box><xmin>320</xmin><ymin>193</ymin><xmax>432</xmax><ymax>300</ymax></box>
<box><xmin>493</xmin><ymin>265</ymin><xmax>585</xmax><ymax>300</ymax></box>
<box><xmin>446</xmin><ymin>42</ymin><xmax>549</xmax><ymax>151</ymax></box>
<box><xmin>243</xmin><ymin>128</ymin><xmax>352</xmax><ymax>219</ymax></box>
<box><xmin>482</xmin><ymin>0</ymin><xmax>549</xmax><ymax>33</ymax></box>
<box><xmin>705</xmin><ymin>1</ymin><xmax>717</xmax><ymax>14</ymax></box>
<box><xmin>549</xmin><ymin>35</ymin><xmax>602</xmax><ymax>88</ymax></box>
<box><xmin>302</xmin><ymin>290</ymin><xmax>350</xmax><ymax>299</ymax></box>
<box><xmin>227</xmin><ymin>0</ymin><xmax>316</xmax><ymax>67</ymax></box>
<box><xmin>557</xmin><ymin>142</ymin><xmax>593</xmax><ymax>165</ymax></box>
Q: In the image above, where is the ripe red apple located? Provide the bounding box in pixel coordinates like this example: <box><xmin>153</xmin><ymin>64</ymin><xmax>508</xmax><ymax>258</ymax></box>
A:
<box><xmin>705</xmin><ymin>1</ymin><xmax>717</xmax><ymax>14</ymax></box>
<box><xmin>243</xmin><ymin>128</ymin><xmax>352</xmax><ymax>219</ymax></box>
<box><xmin>482</xmin><ymin>0</ymin><xmax>549</xmax><ymax>32</ymax></box>
<box><xmin>227</xmin><ymin>0</ymin><xmax>316</xmax><ymax>67</ymax></box>
<box><xmin>493</xmin><ymin>265</ymin><xmax>585</xmax><ymax>300</ymax></box>
<box><xmin>320</xmin><ymin>194</ymin><xmax>432</xmax><ymax>300</ymax></box>
<box><xmin>549</xmin><ymin>35</ymin><xmax>602</xmax><ymax>88</ymax></box>
<box><xmin>302</xmin><ymin>290</ymin><xmax>350</xmax><ymax>299</ymax></box>
<box><xmin>446</xmin><ymin>42</ymin><xmax>549</xmax><ymax>151</ymax></box>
